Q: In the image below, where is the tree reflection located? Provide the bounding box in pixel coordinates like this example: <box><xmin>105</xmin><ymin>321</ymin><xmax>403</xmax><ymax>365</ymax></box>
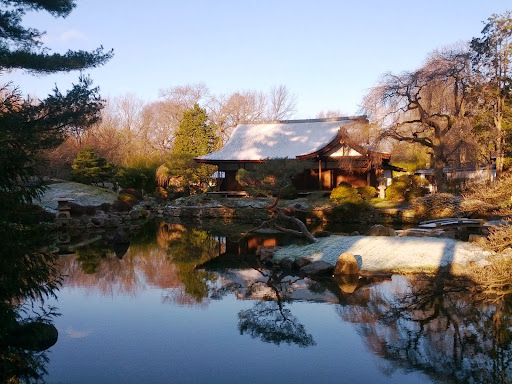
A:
<box><xmin>162</xmin><ymin>224</ymin><xmax>220</xmax><ymax>304</ymax></box>
<box><xmin>0</xmin><ymin>211</ymin><xmax>61</xmax><ymax>383</ymax></box>
<box><xmin>337</xmin><ymin>269</ymin><xmax>512</xmax><ymax>383</ymax></box>
<box><xmin>237</xmin><ymin>268</ymin><xmax>316</xmax><ymax>347</ymax></box>
<box><xmin>62</xmin><ymin>221</ymin><xmax>222</xmax><ymax>306</ymax></box>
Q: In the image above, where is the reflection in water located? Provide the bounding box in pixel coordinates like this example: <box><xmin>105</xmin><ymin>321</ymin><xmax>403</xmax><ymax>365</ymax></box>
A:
<box><xmin>62</xmin><ymin>221</ymin><xmax>221</xmax><ymax>305</ymax></box>
<box><xmin>0</xmin><ymin>219</ymin><xmax>61</xmax><ymax>383</ymax></box>
<box><xmin>338</xmin><ymin>270</ymin><xmax>512</xmax><ymax>383</ymax></box>
<box><xmin>50</xmin><ymin>219</ymin><xmax>512</xmax><ymax>383</ymax></box>
<box><xmin>236</xmin><ymin>269</ymin><xmax>316</xmax><ymax>347</ymax></box>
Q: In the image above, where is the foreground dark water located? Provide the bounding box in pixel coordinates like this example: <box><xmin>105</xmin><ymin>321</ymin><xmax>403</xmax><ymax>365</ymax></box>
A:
<box><xmin>37</xmin><ymin>220</ymin><xmax>512</xmax><ymax>383</ymax></box>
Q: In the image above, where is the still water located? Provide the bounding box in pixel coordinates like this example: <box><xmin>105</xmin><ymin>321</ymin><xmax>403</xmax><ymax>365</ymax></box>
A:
<box><xmin>43</xmin><ymin>220</ymin><xmax>511</xmax><ymax>384</ymax></box>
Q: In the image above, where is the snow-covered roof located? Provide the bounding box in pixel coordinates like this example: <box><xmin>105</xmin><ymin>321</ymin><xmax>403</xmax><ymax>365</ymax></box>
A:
<box><xmin>196</xmin><ymin>117</ymin><xmax>366</xmax><ymax>162</ymax></box>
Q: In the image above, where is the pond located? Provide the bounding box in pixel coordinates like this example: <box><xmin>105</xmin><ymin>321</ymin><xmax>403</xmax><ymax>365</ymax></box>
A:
<box><xmin>16</xmin><ymin>220</ymin><xmax>512</xmax><ymax>383</ymax></box>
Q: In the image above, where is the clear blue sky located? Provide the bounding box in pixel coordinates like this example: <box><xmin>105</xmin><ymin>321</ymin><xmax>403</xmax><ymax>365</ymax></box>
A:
<box><xmin>9</xmin><ymin>0</ymin><xmax>512</xmax><ymax>118</ymax></box>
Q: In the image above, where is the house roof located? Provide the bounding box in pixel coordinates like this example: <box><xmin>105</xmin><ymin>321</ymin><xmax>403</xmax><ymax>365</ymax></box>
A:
<box><xmin>196</xmin><ymin>117</ymin><xmax>373</xmax><ymax>163</ymax></box>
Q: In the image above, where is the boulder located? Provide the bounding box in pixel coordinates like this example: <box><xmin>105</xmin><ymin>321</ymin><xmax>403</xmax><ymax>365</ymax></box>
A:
<box><xmin>299</xmin><ymin>260</ymin><xmax>334</xmax><ymax>277</ymax></box>
<box><xmin>333</xmin><ymin>252</ymin><xmax>360</xmax><ymax>276</ymax></box>
<box><xmin>369</xmin><ymin>224</ymin><xmax>396</xmax><ymax>236</ymax></box>
<box><xmin>129</xmin><ymin>209</ymin><xmax>147</xmax><ymax>220</ymax></box>
<box><xmin>256</xmin><ymin>246</ymin><xmax>276</xmax><ymax>261</ymax></box>
<box><xmin>294</xmin><ymin>257</ymin><xmax>311</xmax><ymax>269</ymax></box>
<box><xmin>279</xmin><ymin>258</ymin><xmax>294</xmax><ymax>270</ymax></box>
<box><xmin>104</xmin><ymin>216</ymin><xmax>121</xmax><ymax>227</ymax></box>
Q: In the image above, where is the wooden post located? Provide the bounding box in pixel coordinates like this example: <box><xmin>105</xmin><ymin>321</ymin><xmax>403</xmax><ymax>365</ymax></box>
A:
<box><xmin>318</xmin><ymin>159</ymin><xmax>322</xmax><ymax>190</ymax></box>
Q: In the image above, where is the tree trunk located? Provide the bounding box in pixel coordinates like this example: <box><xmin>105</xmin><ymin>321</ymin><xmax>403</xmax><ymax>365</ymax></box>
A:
<box><xmin>495</xmin><ymin>94</ymin><xmax>504</xmax><ymax>179</ymax></box>
<box><xmin>433</xmin><ymin>144</ymin><xmax>448</xmax><ymax>193</ymax></box>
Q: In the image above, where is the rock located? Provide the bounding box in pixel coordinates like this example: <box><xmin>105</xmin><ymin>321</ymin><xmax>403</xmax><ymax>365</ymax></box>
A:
<box><xmin>279</xmin><ymin>258</ymin><xmax>294</xmax><ymax>270</ymax></box>
<box><xmin>333</xmin><ymin>252</ymin><xmax>360</xmax><ymax>276</ymax></box>
<box><xmin>256</xmin><ymin>246</ymin><xmax>276</xmax><ymax>260</ymax></box>
<box><xmin>91</xmin><ymin>216</ymin><xmax>105</xmax><ymax>226</ymax></box>
<box><xmin>104</xmin><ymin>216</ymin><xmax>121</xmax><ymax>227</ymax></box>
<box><xmin>369</xmin><ymin>224</ymin><xmax>396</xmax><ymax>236</ymax></box>
<box><xmin>350</xmin><ymin>231</ymin><xmax>360</xmax><ymax>236</ymax></box>
<box><xmin>129</xmin><ymin>209</ymin><xmax>146</xmax><ymax>220</ymax></box>
<box><xmin>294</xmin><ymin>257</ymin><xmax>311</xmax><ymax>269</ymax></box>
<box><xmin>299</xmin><ymin>260</ymin><xmax>334</xmax><ymax>277</ymax></box>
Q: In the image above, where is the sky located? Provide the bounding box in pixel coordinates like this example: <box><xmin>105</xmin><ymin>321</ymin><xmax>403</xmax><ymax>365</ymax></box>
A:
<box><xmin>8</xmin><ymin>0</ymin><xmax>512</xmax><ymax>118</ymax></box>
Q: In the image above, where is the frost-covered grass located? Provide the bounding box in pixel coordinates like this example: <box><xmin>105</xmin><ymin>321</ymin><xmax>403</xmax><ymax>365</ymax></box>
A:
<box><xmin>34</xmin><ymin>181</ymin><xmax>118</xmax><ymax>212</ymax></box>
<box><xmin>273</xmin><ymin>235</ymin><xmax>491</xmax><ymax>272</ymax></box>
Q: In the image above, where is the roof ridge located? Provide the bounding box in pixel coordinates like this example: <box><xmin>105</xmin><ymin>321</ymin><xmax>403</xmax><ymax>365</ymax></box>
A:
<box><xmin>243</xmin><ymin>116</ymin><xmax>367</xmax><ymax>125</ymax></box>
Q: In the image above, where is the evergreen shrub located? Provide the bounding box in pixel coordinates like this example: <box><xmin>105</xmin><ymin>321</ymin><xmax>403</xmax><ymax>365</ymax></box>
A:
<box><xmin>330</xmin><ymin>184</ymin><xmax>363</xmax><ymax>204</ymax></box>
<box><xmin>357</xmin><ymin>186</ymin><xmax>377</xmax><ymax>199</ymax></box>
<box><xmin>386</xmin><ymin>175</ymin><xmax>429</xmax><ymax>201</ymax></box>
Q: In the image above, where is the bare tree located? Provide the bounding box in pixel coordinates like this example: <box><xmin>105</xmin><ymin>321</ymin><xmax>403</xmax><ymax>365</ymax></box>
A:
<box><xmin>363</xmin><ymin>46</ymin><xmax>475</xmax><ymax>191</ymax></box>
<box><xmin>158</xmin><ymin>83</ymin><xmax>209</xmax><ymax>117</ymax></box>
<box><xmin>316</xmin><ymin>109</ymin><xmax>346</xmax><ymax>119</ymax></box>
<box><xmin>139</xmin><ymin>101</ymin><xmax>177</xmax><ymax>154</ymax></box>
<box><xmin>267</xmin><ymin>84</ymin><xmax>297</xmax><ymax>121</ymax></box>
<box><xmin>208</xmin><ymin>90</ymin><xmax>267</xmax><ymax>146</ymax></box>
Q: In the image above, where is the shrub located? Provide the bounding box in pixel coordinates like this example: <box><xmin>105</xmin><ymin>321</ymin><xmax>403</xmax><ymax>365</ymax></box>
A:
<box><xmin>329</xmin><ymin>201</ymin><xmax>371</xmax><ymax>220</ymax></box>
<box><xmin>385</xmin><ymin>181</ymin><xmax>407</xmax><ymax>201</ymax></box>
<box><xmin>386</xmin><ymin>175</ymin><xmax>429</xmax><ymax>201</ymax></box>
<box><xmin>119</xmin><ymin>188</ymin><xmax>143</xmax><ymax>200</ymax></box>
<box><xmin>71</xmin><ymin>147</ymin><xmax>116</xmax><ymax>185</ymax></box>
<box><xmin>118</xmin><ymin>193</ymin><xmax>139</xmax><ymax>207</ymax></box>
<box><xmin>356</xmin><ymin>186</ymin><xmax>377</xmax><ymax>199</ymax></box>
<box><xmin>337</xmin><ymin>181</ymin><xmax>353</xmax><ymax>188</ymax></box>
<box><xmin>115</xmin><ymin>158</ymin><xmax>159</xmax><ymax>193</ymax></box>
<box><xmin>280</xmin><ymin>185</ymin><xmax>298</xmax><ymax>200</ymax></box>
<box><xmin>330</xmin><ymin>184</ymin><xmax>363</xmax><ymax>204</ymax></box>
<box><xmin>412</xmin><ymin>193</ymin><xmax>461</xmax><ymax>218</ymax></box>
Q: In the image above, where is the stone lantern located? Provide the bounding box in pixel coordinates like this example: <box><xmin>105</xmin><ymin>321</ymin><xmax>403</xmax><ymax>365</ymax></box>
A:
<box><xmin>55</xmin><ymin>197</ymin><xmax>74</xmax><ymax>220</ymax></box>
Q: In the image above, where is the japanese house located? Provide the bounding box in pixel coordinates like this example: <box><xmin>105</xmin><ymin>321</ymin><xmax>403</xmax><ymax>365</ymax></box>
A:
<box><xmin>195</xmin><ymin>117</ymin><xmax>396</xmax><ymax>192</ymax></box>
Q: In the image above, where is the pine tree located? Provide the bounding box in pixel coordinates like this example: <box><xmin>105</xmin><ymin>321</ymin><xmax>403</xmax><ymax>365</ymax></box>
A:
<box><xmin>0</xmin><ymin>0</ymin><xmax>113</xmax><ymax>212</ymax></box>
<box><xmin>71</xmin><ymin>147</ymin><xmax>115</xmax><ymax>185</ymax></box>
<box><xmin>173</xmin><ymin>103</ymin><xmax>217</xmax><ymax>156</ymax></box>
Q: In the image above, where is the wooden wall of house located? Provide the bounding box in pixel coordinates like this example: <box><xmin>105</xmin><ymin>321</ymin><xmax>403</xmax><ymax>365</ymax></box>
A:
<box><xmin>334</xmin><ymin>172</ymin><xmax>368</xmax><ymax>188</ymax></box>
<box><xmin>223</xmin><ymin>170</ymin><xmax>243</xmax><ymax>191</ymax></box>
<box><xmin>215</xmin><ymin>162</ymin><xmax>379</xmax><ymax>192</ymax></box>
<box><xmin>293</xmin><ymin>169</ymin><xmax>372</xmax><ymax>191</ymax></box>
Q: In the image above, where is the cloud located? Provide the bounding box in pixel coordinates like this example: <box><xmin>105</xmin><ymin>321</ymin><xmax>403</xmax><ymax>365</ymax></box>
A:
<box><xmin>59</xmin><ymin>29</ymin><xmax>87</xmax><ymax>42</ymax></box>
<box><xmin>66</xmin><ymin>326</ymin><xmax>92</xmax><ymax>339</ymax></box>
